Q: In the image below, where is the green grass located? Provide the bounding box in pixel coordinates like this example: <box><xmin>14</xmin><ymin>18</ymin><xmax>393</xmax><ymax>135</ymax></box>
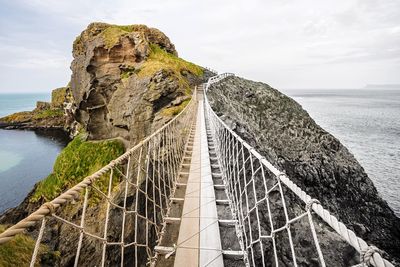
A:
<box><xmin>31</xmin><ymin>135</ymin><xmax>125</xmax><ymax>202</ymax></box>
<box><xmin>51</xmin><ymin>87</ymin><xmax>66</xmax><ymax>108</ymax></box>
<box><xmin>120</xmin><ymin>66</ymin><xmax>137</xmax><ymax>80</ymax></box>
<box><xmin>0</xmin><ymin>225</ymin><xmax>53</xmax><ymax>266</ymax></box>
<box><xmin>137</xmin><ymin>44</ymin><xmax>203</xmax><ymax>95</ymax></box>
<box><xmin>138</xmin><ymin>44</ymin><xmax>203</xmax><ymax>79</ymax></box>
<box><xmin>101</xmin><ymin>26</ymin><xmax>131</xmax><ymax>49</ymax></box>
<box><xmin>33</xmin><ymin>109</ymin><xmax>64</xmax><ymax>120</ymax></box>
<box><xmin>162</xmin><ymin>99</ymin><xmax>191</xmax><ymax>116</ymax></box>
<box><xmin>0</xmin><ymin>111</ymin><xmax>31</xmax><ymax>123</ymax></box>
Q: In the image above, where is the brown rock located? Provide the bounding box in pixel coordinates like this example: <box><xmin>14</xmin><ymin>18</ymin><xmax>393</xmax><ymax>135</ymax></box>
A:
<box><xmin>69</xmin><ymin>22</ymin><xmax>203</xmax><ymax>145</ymax></box>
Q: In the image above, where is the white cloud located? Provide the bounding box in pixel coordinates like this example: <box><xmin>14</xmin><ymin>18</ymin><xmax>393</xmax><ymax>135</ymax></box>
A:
<box><xmin>0</xmin><ymin>0</ymin><xmax>399</xmax><ymax>92</ymax></box>
<box><xmin>0</xmin><ymin>43</ymin><xmax>70</xmax><ymax>70</ymax></box>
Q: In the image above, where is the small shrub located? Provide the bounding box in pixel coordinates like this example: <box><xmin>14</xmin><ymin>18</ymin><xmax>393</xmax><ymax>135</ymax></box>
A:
<box><xmin>162</xmin><ymin>99</ymin><xmax>191</xmax><ymax>116</ymax></box>
<box><xmin>0</xmin><ymin>225</ymin><xmax>51</xmax><ymax>267</ymax></box>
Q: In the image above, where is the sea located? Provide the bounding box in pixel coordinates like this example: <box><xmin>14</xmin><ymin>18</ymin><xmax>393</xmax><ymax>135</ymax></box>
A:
<box><xmin>0</xmin><ymin>93</ymin><xmax>68</xmax><ymax>213</ymax></box>
<box><xmin>283</xmin><ymin>89</ymin><xmax>400</xmax><ymax>217</ymax></box>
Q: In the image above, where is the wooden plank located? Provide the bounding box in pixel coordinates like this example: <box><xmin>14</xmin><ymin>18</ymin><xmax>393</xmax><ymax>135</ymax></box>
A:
<box><xmin>199</xmin><ymin>101</ymin><xmax>224</xmax><ymax>267</ymax></box>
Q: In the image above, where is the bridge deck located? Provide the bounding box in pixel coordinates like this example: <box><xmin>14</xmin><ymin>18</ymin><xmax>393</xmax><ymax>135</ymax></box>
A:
<box><xmin>174</xmin><ymin>99</ymin><xmax>223</xmax><ymax>266</ymax></box>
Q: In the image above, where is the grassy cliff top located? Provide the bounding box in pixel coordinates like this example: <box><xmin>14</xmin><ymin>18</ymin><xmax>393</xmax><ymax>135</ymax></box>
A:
<box><xmin>73</xmin><ymin>23</ymin><xmax>178</xmax><ymax>56</ymax></box>
<box><xmin>31</xmin><ymin>135</ymin><xmax>125</xmax><ymax>202</ymax></box>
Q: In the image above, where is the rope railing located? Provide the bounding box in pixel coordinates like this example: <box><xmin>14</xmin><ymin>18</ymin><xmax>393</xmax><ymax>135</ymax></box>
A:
<box><xmin>204</xmin><ymin>66</ymin><xmax>218</xmax><ymax>75</ymax></box>
<box><xmin>204</xmin><ymin>73</ymin><xmax>395</xmax><ymax>267</ymax></box>
<box><xmin>0</xmin><ymin>88</ymin><xmax>198</xmax><ymax>267</ymax></box>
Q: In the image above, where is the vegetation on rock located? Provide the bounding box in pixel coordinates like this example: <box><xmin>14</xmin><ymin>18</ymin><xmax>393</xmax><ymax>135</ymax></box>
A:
<box><xmin>162</xmin><ymin>99</ymin><xmax>191</xmax><ymax>116</ymax></box>
<box><xmin>31</xmin><ymin>135</ymin><xmax>125</xmax><ymax>202</ymax></box>
<box><xmin>0</xmin><ymin>111</ymin><xmax>32</xmax><ymax>123</ymax></box>
<box><xmin>138</xmin><ymin>44</ymin><xmax>203</xmax><ymax>78</ymax></box>
<box><xmin>51</xmin><ymin>87</ymin><xmax>67</xmax><ymax>109</ymax></box>
<box><xmin>0</xmin><ymin>225</ymin><xmax>54</xmax><ymax>267</ymax></box>
<box><xmin>33</xmin><ymin>109</ymin><xmax>64</xmax><ymax>120</ymax></box>
<box><xmin>0</xmin><ymin>87</ymin><xmax>67</xmax><ymax>129</ymax></box>
<box><xmin>101</xmin><ymin>26</ymin><xmax>131</xmax><ymax>49</ymax></box>
<box><xmin>120</xmin><ymin>66</ymin><xmax>137</xmax><ymax>80</ymax></box>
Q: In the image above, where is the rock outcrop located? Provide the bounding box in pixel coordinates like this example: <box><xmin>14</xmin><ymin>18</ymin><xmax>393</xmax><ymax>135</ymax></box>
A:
<box><xmin>207</xmin><ymin>76</ymin><xmax>400</xmax><ymax>265</ymax></box>
<box><xmin>69</xmin><ymin>22</ymin><xmax>203</xmax><ymax>145</ymax></box>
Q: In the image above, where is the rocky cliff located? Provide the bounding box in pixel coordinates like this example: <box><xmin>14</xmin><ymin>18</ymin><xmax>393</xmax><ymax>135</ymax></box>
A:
<box><xmin>69</xmin><ymin>22</ymin><xmax>203</xmax><ymax>144</ymax></box>
<box><xmin>207</xmin><ymin>76</ymin><xmax>400</xmax><ymax>265</ymax></box>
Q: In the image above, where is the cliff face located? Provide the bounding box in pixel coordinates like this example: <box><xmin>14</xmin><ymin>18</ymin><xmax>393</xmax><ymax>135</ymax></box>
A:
<box><xmin>69</xmin><ymin>22</ymin><xmax>203</xmax><ymax>144</ymax></box>
<box><xmin>207</xmin><ymin>76</ymin><xmax>400</xmax><ymax>264</ymax></box>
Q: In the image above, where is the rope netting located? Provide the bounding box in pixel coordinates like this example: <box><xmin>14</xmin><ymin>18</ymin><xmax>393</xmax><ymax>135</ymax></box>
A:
<box><xmin>0</xmin><ymin>89</ymin><xmax>197</xmax><ymax>267</ymax></box>
<box><xmin>204</xmin><ymin>73</ymin><xmax>395</xmax><ymax>267</ymax></box>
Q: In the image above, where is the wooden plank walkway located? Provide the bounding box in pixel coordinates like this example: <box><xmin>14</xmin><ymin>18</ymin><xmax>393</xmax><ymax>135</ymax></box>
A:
<box><xmin>174</xmin><ymin>98</ymin><xmax>223</xmax><ymax>267</ymax></box>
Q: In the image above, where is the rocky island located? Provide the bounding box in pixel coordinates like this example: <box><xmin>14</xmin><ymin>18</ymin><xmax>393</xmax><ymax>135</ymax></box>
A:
<box><xmin>0</xmin><ymin>87</ymin><xmax>67</xmax><ymax>131</ymax></box>
<box><xmin>0</xmin><ymin>22</ymin><xmax>399</xmax><ymax>266</ymax></box>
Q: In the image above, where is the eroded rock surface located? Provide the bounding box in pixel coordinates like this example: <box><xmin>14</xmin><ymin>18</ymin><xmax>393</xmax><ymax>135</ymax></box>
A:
<box><xmin>207</xmin><ymin>76</ymin><xmax>400</xmax><ymax>265</ymax></box>
<box><xmin>69</xmin><ymin>22</ymin><xmax>203</xmax><ymax>145</ymax></box>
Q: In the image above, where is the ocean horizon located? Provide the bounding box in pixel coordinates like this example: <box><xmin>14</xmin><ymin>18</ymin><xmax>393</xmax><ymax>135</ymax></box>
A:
<box><xmin>0</xmin><ymin>92</ymin><xmax>50</xmax><ymax>117</ymax></box>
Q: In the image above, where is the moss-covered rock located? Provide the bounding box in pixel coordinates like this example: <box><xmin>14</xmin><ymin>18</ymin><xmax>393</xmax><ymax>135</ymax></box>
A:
<box><xmin>0</xmin><ymin>225</ymin><xmax>56</xmax><ymax>267</ymax></box>
<box><xmin>51</xmin><ymin>87</ymin><xmax>67</xmax><ymax>109</ymax></box>
<box><xmin>31</xmin><ymin>134</ymin><xmax>125</xmax><ymax>202</ymax></box>
<box><xmin>73</xmin><ymin>23</ymin><xmax>178</xmax><ymax>57</ymax></box>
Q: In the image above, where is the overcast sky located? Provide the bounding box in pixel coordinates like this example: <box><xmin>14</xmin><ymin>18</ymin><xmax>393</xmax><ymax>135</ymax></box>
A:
<box><xmin>0</xmin><ymin>0</ymin><xmax>399</xmax><ymax>93</ymax></box>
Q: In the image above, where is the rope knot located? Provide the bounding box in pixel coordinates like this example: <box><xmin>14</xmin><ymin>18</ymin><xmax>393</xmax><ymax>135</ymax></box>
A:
<box><xmin>306</xmin><ymin>199</ymin><xmax>320</xmax><ymax>211</ymax></box>
<box><xmin>42</xmin><ymin>202</ymin><xmax>55</xmax><ymax>215</ymax></box>
<box><xmin>277</xmin><ymin>172</ymin><xmax>286</xmax><ymax>179</ymax></box>
<box><xmin>271</xmin><ymin>232</ymin><xmax>275</xmax><ymax>239</ymax></box>
<box><xmin>360</xmin><ymin>246</ymin><xmax>382</xmax><ymax>266</ymax></box>
<box><xmin>87</xmin><ymin>176</ymin><xmax>96</xmax><ymax>185</ymax></box>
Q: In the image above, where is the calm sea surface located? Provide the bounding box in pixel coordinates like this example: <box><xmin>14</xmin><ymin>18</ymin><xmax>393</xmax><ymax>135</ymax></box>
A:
<box><xmin>0</xmin><ymin>93</ymin><xmax>67</xmax><ymax>213</ymax></box>
<box><xmin>283</xmin><ymin>89</ymin><xmax>400</xmax><ymax>216</ymax></box>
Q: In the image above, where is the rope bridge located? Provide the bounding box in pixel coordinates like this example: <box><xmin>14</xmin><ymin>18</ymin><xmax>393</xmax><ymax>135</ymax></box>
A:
<box><xmin>0</xmin><ymin>73</ymin><xmax>395</xmax><ymax>267</ymax></box>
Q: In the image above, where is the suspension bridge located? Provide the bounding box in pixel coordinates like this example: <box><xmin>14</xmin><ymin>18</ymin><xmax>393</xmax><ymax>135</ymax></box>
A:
<box><xmin>0</xmin><ymin>73</ymin><xmax>395</xmax><ymax>267</ymax></box>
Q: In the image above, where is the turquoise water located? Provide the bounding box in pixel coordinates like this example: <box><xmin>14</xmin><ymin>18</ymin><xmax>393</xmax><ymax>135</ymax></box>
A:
<box><xmin>0</xmin><ymin>93</ymin><xmax>67</xmax><ymax>213</ymax></box>
<box><xmin>0</xmin><ymin>93</ymin><xmax>50</xmax><ymax>117</ymax></box>
<box><xmin>283</xmin><ymin>89</ymin><xmax>400</xmax><ymax>216</ymax></box>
